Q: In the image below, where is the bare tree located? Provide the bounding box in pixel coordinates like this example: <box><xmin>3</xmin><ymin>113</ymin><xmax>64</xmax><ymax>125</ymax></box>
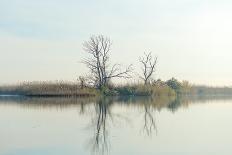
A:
<box><xmin>139</xmin><ymin>52</ymin><xmax>157</xmax><ymax>85</ymax></box>
<box><xmin>83</xmin><ymin>35</ymin><xmax>132</xmax><ymax>88</ymax></box>
<box><xmin>78</xmin><ymin>76</ymin><xmax>86</xmax><ymax>89</ymax></box>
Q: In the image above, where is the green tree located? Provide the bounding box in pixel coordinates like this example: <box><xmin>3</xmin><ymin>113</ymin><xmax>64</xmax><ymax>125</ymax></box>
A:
<box><xmin>166</xmin><ymin>78</ymin><xmax>182</xmax><ymax>94</ymax></box>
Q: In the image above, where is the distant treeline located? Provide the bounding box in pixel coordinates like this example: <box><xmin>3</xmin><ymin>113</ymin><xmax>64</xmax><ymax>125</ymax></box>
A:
<box><xmin>190</xmin><ymin>85</ymin><xmax>232</xmax><ymax>96</ymax></box>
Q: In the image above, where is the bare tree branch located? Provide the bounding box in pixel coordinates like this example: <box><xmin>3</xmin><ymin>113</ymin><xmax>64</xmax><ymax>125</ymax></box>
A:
<box><xmin>139</xmin><ymin>52</ymin><xmax>157</xmax><ymax>85</ymax></box>
<box><xmin>82</xmin><ymin>35</ymin><xmax>132</xmax><ymax>88</ymax></box>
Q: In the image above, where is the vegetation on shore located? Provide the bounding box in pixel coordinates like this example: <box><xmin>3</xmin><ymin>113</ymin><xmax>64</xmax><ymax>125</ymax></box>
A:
<box><xmin>1</xmin><ymin>78</ymin><xmax>232</xmax><ymax>97</ymax></box>
<box><xmin>1</xmin><ymin>35</ymin><xmax>232</xmax><ymax>97</ymax></box>
<box><xmin>0</xmin><ymin>78</ymin><xmax>182</xmax><ymax>97</ymax></box>
<box><xmin>0</xmin><ymin>82</ymin><xmax>98</xmax><ymax>97</ymax></box>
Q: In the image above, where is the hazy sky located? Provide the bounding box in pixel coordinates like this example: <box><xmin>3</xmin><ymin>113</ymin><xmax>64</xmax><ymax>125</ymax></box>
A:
<box><xmin>1</xmin><ymin>0</ymin><xmax>232</xmax><ymax>86</ymax></box>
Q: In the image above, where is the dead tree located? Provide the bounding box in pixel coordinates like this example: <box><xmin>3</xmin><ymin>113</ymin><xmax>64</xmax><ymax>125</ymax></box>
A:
<box><xmin>139</xmin><ymin>52</ymin><xmax>157</xmax><ymax>85</ymax></box>
<box><xmin>83</xmin><ymin>35</ymin><xmax>132</xmax><ymax>88</ymax></box>
<box><xmin>78</xmin><ymin>76</ymin><xmax>86</xmax><ymax>89</ymax></box>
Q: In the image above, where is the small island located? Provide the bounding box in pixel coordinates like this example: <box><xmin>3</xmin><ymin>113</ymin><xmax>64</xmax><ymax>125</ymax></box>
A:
<box><xmin>1</xmin><ymin>35</ymin><xmax>232</xmax><ymax>98</ymax></box>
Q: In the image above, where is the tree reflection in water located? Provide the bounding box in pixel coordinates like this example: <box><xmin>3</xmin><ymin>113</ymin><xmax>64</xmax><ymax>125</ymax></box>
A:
<box><xmin>143</xmin><ymin>103</ymin><xmax>157</xmax><ymax>136</ymax></box>
<box><xmin>86</xmin><ymin>96</ymin><xmax>174</xmax><ymax>155</ymax></box>
<box><xmin>1</xmin><ymin>95</ymin><xmax>212</xmax><ymax>155</ymax></box>
<box><xmin>88</xmin><ymin>97</ymin><xmax>113</xmax><ymax>155</ymax></box>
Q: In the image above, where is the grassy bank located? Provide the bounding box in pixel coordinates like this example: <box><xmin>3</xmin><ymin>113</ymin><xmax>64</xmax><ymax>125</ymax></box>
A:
<box><xmin>0</xmin><ymin>81</ymin><xmax>177</xmax><ymax>97</ymax></box>
<box><xmin>0</xmin><ymin>82</ymin><xmax>98</xmax><ymax>97</ymax></box>
<box><xmin>1</xmin><ymin>79</ymin><xmax>232</xmax><ymax>97</ymax></box>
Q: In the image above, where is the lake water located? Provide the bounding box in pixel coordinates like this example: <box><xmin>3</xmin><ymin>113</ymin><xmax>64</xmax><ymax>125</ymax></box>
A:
<box><xmin>1</xmin><ymin>96</ymin><xmax>232</xmax><ymax>155</ymax></box>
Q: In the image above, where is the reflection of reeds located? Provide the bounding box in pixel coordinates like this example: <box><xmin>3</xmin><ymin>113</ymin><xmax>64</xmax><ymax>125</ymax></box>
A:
<box><xmin>2</xmin><ymin>95</ymin><xmax>231</xmax><ymax>112</ymax></box>
<box><xmin>0</xmin><ymin>96</ymin><xmax>98</xmax><ymax>111</ymax></box>
<box><xmin>2</xmin><ymin>95</ymin><xmax>232</xmax><ymax>155</ymax></box>
<box><xmin>0</xmin><ymin>95</ymin><xmax>177</xmax><ymax>111</ymax></box>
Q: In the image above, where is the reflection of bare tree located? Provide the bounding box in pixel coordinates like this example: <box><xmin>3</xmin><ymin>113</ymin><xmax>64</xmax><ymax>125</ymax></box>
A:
<box><xmin>76</xmin><ymin>96</ymin><xmax>178</xmax><ymax>154</ymax></box>
<box><xmin>142</xmin><ymin>98</ymin><xmax>157</xmax><ymax>136</ymax></box>
<box><xmin>79</xmin><ymin>102</ymin><xmax>85</xmax><ymax>115</ymax></box>
<box><xmin>142</xmin><ymin>103</ymin><xmax>157</xmax><ymax>136</ymax></box>
<box><xmin>89</xmin><ymin>97</ymin><xmax>113</xmax><ymax>155</ymax></box>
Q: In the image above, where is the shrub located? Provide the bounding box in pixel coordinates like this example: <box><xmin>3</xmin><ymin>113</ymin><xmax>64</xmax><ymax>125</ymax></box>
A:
<box><xmin>153</xmin><ymin>84</ymin><xmax>176</xmax><ymax>96</ymax></box>
<box><xmin>165</xmin><ymin>78</ymin><xmax>182</xmax><ymax>94</ymax></box>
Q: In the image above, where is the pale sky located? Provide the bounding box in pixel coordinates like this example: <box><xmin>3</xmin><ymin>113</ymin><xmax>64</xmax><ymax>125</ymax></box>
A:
<box><xmin>1</xmin><ymin>0</ymin><xmax>232</xmax><ymax>86</ymax></box>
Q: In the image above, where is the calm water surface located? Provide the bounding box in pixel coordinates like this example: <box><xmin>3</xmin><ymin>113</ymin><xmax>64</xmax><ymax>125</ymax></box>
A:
<box><xmin>0</xmin><ymin>96</ymin><xmax>232</xmax><ymax>155</ymax></box>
